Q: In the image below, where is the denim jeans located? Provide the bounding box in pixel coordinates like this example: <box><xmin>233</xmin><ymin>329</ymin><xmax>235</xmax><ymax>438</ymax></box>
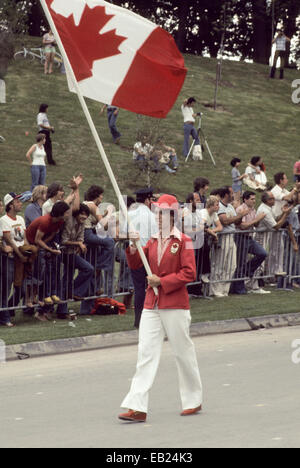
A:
<box><xmin>31</xmin><ymin>165</ymin><xmax>46</xmax><ymax>191</ymax></box>
<box><xmin>231</xmin><ymin>235</ymin><xmax>267</xmax><ymax>294</ymax></box>
<box><xmin>183</xmin><ymin>123</ymin><xmax>200</xmax><ymax>157</ymax></box>
<box><xmin>107</xmin><ymin>109</ymin><xmax>121</xmax><ymax>142</ymax></box>
<box><xmin>57</xmin><ymin>253</ymin><xmax>94</xmax><ymax>316</ymax></box>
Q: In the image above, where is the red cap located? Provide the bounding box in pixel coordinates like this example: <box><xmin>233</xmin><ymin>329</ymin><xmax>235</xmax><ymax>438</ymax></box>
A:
<box><xmin>153</xmin><ymin>194</ymin><xmax>179</xmax><ymax>211</ymax></box>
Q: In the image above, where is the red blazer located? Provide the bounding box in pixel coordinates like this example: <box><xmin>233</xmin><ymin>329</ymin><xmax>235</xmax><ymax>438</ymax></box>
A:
<box><xmin>126</xmin><ymin>234</ymin><xmax>196</xmax><ymax>310</ymax></box>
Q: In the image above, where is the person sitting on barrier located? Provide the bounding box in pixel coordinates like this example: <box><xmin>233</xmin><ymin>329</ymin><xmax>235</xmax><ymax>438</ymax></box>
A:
<box><xmin>230</xmin><ymin>191</ymin><xmax>268</xmax><ymax>295</ymax></box>
<box><xmin>56</xmin><ymin>203</ymin><xmax>94</xmax><ymax>319</ymax></box>
<box><xmin>210</xmin><ymin>186</ymin><xmax>249</xmax><ymax>298</ymax></box>
<box><xmin>26</xmin><ymin>201</ymin><xmax>70</xmax><ymax>319</ymax></box>
<box><xmin>80</xmin><ymin>185</ymin><xmax>115</xmax><ymax>315</ymax></box>
<box><xmin>193</xmin><ymin>177</ymin><xmax>210</xmax><ymax>208</ymax></box>
<box><xmin>271</xmin><ymin>172</ymin><xmax>300</xmax><ymax>220</ymax></box>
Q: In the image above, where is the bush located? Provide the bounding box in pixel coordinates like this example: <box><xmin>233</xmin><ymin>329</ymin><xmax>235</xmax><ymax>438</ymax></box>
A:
<box><xmin>0</xmin><ymin>30</ymin><xmax>14</xmax><ymax>80</ymax></box>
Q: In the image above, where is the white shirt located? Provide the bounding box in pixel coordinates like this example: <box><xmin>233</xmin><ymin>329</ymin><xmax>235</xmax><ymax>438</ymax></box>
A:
<box><xmin>256</xmin><ymin>203</ymin><xmax>277</xmax><ymax>230</ymax></box>
<box><xmin>271</xmin><ymin>185</ymin><xmax>290</xmax><ymax>218</ymax></box>
<box><xmin>0</xmin><ymin>214</ymin><xmax>26</xmax><ymax>247</ymax></box>
<box><xmin>218</xmin><ymin>202</ymin><xmax>236</xmax><ymax>233</ymax></box>
<box><xmin>275</xmin><ymin>36</ymin><xmax>287</xmax><ymax>51</ymax></box>
<box><xmin>32</xmin><ymin>144</ymin><xmax>46</xmax><ymax>166</ymax></box>
<box><xmin>181</xmin><ymin>105</ymin><xmax>195</xmax><ymax>123</ymax></box>
<box><xmin>133</xmin><ymin>142</ymin><xmax>153</xmax><ymax>161</ymax></box>
<box><xmin>42</xmin><ymin>199</ymin><xmax>55</xmax><ymax>216</ymax></box>
<box><xmin>199</xmin><ymin>208</ymin><xmax>219</xmax><ymax>228</ymax></box>
<box><xmin>37</xmin><ymin>113</ymin><xmax>50</xmax><ymax>132</ymax></box>
<box><xmin>128</xmin><ymin>203</ymin><xmax>158</xmax><ymax>247</ymax></box>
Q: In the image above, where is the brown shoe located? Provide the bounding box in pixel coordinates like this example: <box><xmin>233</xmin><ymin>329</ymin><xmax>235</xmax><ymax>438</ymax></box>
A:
<box><xmin>118</xmin><ymin>409</ymin><xmax>147</xmax><ymax>423</ymax></box>
<box><xmin>180</xmin><ymin>405</ymin><xmax>202</xmax><ymax>416</ymax></box>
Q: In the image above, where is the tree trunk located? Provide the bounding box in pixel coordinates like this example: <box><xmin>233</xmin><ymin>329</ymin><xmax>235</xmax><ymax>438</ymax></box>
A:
<box><xmin>175</xmin><ymin>1</ymin><xmax>190</xmax><ymax>53</ymax></box>
<box><xmin>252</xmin><ymin>0</ymin><xmax>270</xmax><ymax>65</ymax></box>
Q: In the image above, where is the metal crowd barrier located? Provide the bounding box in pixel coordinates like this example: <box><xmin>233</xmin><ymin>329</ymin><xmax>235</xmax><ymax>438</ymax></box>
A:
<box><xmin>0</xmin><ymin>229</ymin><xmax>299</xmax><ymax>314</ymax></box>
<box><xmin>0</xmin><ymin>240</ymin><xmax>133</xmax><ymax>313</ymax></box>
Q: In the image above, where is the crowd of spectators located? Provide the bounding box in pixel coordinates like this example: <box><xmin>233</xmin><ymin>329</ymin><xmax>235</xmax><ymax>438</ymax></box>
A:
<box><xmin>1</xmin><ymin>157</ymin><xmax>300</xmax><ymax>328</ymax></box>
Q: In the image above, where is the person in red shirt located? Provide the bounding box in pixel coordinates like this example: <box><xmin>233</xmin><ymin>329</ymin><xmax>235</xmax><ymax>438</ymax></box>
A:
<box><xmin>119</xmin><ymin>194</ymin><xmax>203</xmax><ymax>423</ymax></box>
<box><xmin>27</xmin><ymin>201</ymin><xmax>70</xmax><ymax>310</ymax></box>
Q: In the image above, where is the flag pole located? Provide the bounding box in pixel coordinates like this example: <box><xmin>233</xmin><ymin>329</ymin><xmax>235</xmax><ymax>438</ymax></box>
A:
<box><xmin>39</xmin><ymin>0</ymin><xmax>158</xmax><ymax>295</ymax></box>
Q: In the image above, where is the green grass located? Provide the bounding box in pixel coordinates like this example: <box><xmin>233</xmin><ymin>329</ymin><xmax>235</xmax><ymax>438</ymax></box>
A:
<box><xmin>1</xmin><ymin>289</ymin><xmax>300</xmax><ymax>346</ymax></box>
<box><xmin>0</xmin><ymin>36</ymin><xmax>299</xmax><ymax>345</ymax></box>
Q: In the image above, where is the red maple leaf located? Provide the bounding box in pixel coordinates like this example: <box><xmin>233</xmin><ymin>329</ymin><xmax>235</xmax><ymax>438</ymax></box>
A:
<box><xmin>50</xmin><ymin>3</ymin><xmax>127</xmax><ymax>82</ymax></box>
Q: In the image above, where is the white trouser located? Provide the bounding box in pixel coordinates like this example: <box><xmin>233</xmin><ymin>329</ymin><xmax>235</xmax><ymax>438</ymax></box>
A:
<box><xmin>121</xmin><ymin>308</ymin><xmax>203</xmax><ymax>413</ymax></box>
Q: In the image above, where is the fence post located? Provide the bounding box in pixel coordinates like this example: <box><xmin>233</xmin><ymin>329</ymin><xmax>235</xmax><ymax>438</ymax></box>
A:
<box><xmin>0</xmin><ymin>339</ymin><xmax>6</xmax><ymax>364</ymax></box>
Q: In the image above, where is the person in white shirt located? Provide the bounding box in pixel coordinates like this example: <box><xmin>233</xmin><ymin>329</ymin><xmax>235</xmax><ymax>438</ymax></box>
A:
<box><xmin>256</xmin><ymin>191</ymin><xmax>293</xmax><ymax>286</ymax></box>
<box><xmin>270</xmin><ymin>30</ymin><xmax>291</xmax><ymax>80</ymax></box>
<box><xmin>210</xmin><ymin>187</ymin><xmax>248</xmax><ymax>297</ymax></box>
<box><xmin>26</xmin><ymin>134</ymin><xmax>47</xmax><ymax>191</ymax></box>
<box><xmin>271</xmin><ymin>172</ymin><xmax>300</xmax><ymax>219</ymax></box>
<box><xmin>43</xmin><ymin>29</ymin><xmax>56</xmax><ymax>75</ymax></box>
<box><xmin>181</xmin><ymin>97</ymin><xmax>200</xmax><ymax>158</ymax></box>
<box><xmin>128</xmin><ymin>188</ymin><xmax>158</xmax><ymax>328</ymax></box>
<box><xmin>37</xmin><ymin>103</ymin><xmax>56</xmax><ymax>165</ymax></box>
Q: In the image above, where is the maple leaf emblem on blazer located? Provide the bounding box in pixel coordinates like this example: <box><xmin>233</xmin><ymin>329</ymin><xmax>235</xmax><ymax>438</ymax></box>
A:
<box><xmin>54</xmin><ymin>4</ymin><xmax>127</xmax><ymax>82</ymax></box>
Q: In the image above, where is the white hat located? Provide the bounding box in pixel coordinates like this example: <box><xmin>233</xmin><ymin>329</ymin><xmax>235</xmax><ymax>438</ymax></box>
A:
<box><xmin>4</xmin><ymin>193</ymin><xmax>21</xmax><ymax>208</ymax></box>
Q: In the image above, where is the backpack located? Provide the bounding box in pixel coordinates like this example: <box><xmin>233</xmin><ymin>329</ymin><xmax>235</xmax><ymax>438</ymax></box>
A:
<box><xmin>192</xmin><ymin>144</ymin><xmax>203</xmax><ymax>161</ymax></box>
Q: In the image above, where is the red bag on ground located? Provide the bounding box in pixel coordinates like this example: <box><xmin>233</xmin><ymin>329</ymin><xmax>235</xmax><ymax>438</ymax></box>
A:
<box><xmin>91</xmin><ymin>298</ymin><xmax>127</xmax><ymax>316</ymax></box>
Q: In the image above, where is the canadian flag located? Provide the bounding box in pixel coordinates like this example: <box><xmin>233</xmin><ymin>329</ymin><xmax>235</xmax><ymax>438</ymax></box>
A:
<box><xmin>43</xmin><ymin>0</ymin><xmax>187</xmax><ymax>118</ymax></box>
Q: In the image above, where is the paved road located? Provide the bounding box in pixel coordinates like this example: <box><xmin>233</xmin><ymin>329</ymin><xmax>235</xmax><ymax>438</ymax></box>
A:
<box><xmin>1</xmin><ymin>326</ymin><xmax>300</xmax><ymax>448</ymax></box>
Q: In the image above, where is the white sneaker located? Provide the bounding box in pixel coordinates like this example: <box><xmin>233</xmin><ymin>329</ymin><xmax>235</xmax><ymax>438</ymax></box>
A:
<box><xmin>214</xmin><ymin>292</ymin><xmax>226</xmax><ymax>298</ymax></box>
<box><xmin>251</xmin><ymin>288</ymin><xmax>271</xmax><ymax>294</ymax></box>
<box><xmin>201</xmin><ymin>274</ymin><xmax>210</xmax><ymax>284</ymax></box>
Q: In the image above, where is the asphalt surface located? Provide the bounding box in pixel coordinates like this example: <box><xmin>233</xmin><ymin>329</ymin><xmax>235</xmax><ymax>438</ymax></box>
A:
<box><xmin>1</xmin><ymin>326</ymin><xmax>300</xmax><ymax>448</ymax></box>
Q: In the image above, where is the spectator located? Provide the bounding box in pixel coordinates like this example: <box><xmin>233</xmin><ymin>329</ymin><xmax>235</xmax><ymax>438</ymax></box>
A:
<box><xmin>181</xmin><ymin>97</ymin><xmax>201</xmax><ymax>158</ymax></box>
<box><xmin>127</xmin><ymin>187</ymin><xmax>158</xmax><ymax>328</ymax></box>
<box><xmin>210</xmin><ymin>186</ymin><xmax>248</xmax><ymax>297</ymax></box>
<box><xmin>154</xmin><ymin>137</ymin><xmax>178</xmax><ymax>173</ymax></box>
<box><xmin>270</xmin><ymin>30</ymin><xmax>291</xmax><ymax>80</ymax></box>
<box><xmin>193</xmin><ymin>177</ymin><xmax>210</xmax><ymax>208</ymax></box>
<box><xmin>119</xmin><ymin>194</ymin><xmax>202</xmax><ymax>423</ymax></box>
<box><xmin>25</xmin><ymin>185</ymin><xmax>48</xmax><ymax>228</ymax></box>
<box><xmin>26</xmin><ymin>134</ymin><xmax>47</xmax><ymax>191</ymax></box>
<box><xmin>0</xmin><ymin>193</ymin><xmax>38</xmax><ymax>318</ymax></box>
<box><xmin>0</xmin><ymin>200</ymin><xmax>14</xmax><ymax>327</ymax></box>
<box><xmin>42</xmin><ymin>175</ymin><xmax>82</xmax><ymax>215</ymax></box>
<box><xmin>100</xmin><ymin>104</ymin><xmax>121</xmax><ymax>144</ymax></box>
<box><xmin>256</xmin><ymin>191</ymin><xmax>293</xmax><ymax>285</ymax></box>
<box><xmin>133</xmin><ymin>135</ymin><xmax>159</xmax><ymax>172</ymax></box>
<box><xmin>244</xmin><ymin>157</ymin><xmax>267</xmax><ymax>191</ymax></box>
<box><xmin>26</xmin><ymin>201</ymin><xmax>70</xmax><ymax>311</ymax></box>
<box><xmin>183</xmin><ymin>192</ymin><xmax>205</xmax><ymax>297</ymax></box>
<box><xmin>37</xmin><ymin>103</ymin><xmax>56</xmax><ymax>165</ymax></box>
<box><xmin>231</xmin><ymin>158</ymin><xmax>246</xmax><ymax>203</ymax></box>
<box><xmin>230</xmin><ymin>191</ymin><xmax>268</xmax><ymax>295</ymax></box>
<box><xmin>43</xmin><ymin>29</ymin><xmax>56</xmax><ymax>75</ymax></box>
<box><xmin>271</xmin><ymin>172</ymin><xmax>300</xmax><ymax>219</ymax></box>
<box><xmin>56</xmin><ymin>203</ymin><xmax>94</xmax><ymax>319</ymax></box>
<box><xmin>80</xmin><ymin>185</ymin><xmax>115</xmax><ymax>315</ymax></box>
<box><xmin>293</xmin><ymin>160</ymin><xmax>300</xmax><ymax>182</ymax></box>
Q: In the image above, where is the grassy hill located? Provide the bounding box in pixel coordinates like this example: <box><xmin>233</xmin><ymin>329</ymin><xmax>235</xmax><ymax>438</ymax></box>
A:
<box><xmin>1</xmin><ymin>36</ymin><xmax>299</xmax><ymax>205</ymax></box>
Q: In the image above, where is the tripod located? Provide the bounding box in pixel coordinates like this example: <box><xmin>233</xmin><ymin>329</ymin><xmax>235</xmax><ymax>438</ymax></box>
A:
<box><xmin>185</xmin><ymin>114</ymin><xmax>216</xmax><ymax>166</ymax></box>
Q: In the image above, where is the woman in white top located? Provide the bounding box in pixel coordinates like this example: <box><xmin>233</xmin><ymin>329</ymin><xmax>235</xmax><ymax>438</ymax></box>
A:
<box><xmin>181</xmin><ymin>97</ymin><xmax>201</xmax><ymax>158</ymax></box>
<box><xmin>43</xmin><ymin>29</ymin><xmax>56</xmax><ymax>74</ymax></box>
<box><xmin>26</xmin><ymin>134</ymin><xmax>47</xmax><ymax>191</ymax></box>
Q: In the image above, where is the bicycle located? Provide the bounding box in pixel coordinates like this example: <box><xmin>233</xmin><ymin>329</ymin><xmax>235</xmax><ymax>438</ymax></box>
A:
<box><xmin>14</xmin><ymin>46</ymin><xmax>63</xmax><ymax>68</ymax></box>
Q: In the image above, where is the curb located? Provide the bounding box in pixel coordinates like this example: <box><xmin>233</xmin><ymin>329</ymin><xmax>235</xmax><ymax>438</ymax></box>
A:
<box><xmin>5</xmin><ymin>312</ymin><xmax>300</xmax><ymax>362</ymax></box>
